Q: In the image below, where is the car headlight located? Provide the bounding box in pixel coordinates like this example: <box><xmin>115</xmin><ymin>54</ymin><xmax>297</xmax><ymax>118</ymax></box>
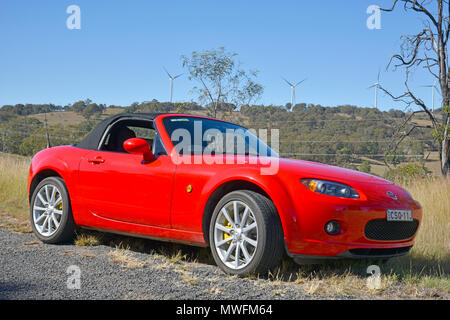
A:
<box><xmin>301</xmin><ymin>179</ymin><xmax>359</xmax><ymax>199</ymax></box>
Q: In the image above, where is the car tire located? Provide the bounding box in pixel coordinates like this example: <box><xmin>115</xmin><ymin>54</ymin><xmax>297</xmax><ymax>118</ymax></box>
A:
<box><xmin>209</xmin><ymin>190</ymin><xmax>284</xmax><ymax>276</ymax></box>
<box><xmin>30</xmin><ymin>177</ymin><xmax>76</xmax><ymax>244</ymax></box>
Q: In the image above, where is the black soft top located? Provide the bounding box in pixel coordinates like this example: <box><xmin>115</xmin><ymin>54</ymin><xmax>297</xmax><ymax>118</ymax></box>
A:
<box><xmin>75</xmin><ymin>113</ymin><xmax>163</xmax><ymax>150</ymax></box>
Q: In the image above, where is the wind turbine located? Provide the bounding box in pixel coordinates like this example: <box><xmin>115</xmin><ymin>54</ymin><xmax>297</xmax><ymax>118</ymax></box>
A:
<box><xmin>421</xmin><ymin>80</ymin><xmax>441</xmax><ymax>113</ymax></box>
<box><xmin>282</xmin><ymin>77</ymin><xmax>307</xmax><ymax>111</ymax></box>
<box><xmin>164</xmin><ymin>67</ymin><xmax>183</xmax><ymax>103</ymax></box>
<box><xmin>367</xmin><ymin>70</ymin><xmax>381</xmax><ymax>110</ymax></box>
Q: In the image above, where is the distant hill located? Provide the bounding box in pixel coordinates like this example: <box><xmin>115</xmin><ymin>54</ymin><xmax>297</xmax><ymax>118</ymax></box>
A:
<box><xmin>27</xmin><ymin>107</ymin><xmax>125</xmax><ymax>126</ymax></box>
<box><xmin>0</xmin><ymin>101</ymin><xmax>441</xmax><ymax>176</ymax></box>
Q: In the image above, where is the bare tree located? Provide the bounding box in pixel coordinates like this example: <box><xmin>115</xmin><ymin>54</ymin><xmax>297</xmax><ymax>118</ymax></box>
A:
<box><xmin>379</xmin><ymin>0</ymin><xmax>450</xmax><ymax>177</ymax></box>
<box><xmin>181</xmin><ymin>47</ymin><xmax>263</xmax><ymax>118</ymax></box>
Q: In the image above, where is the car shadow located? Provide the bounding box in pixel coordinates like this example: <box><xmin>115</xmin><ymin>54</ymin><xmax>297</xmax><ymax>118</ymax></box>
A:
<box><xmin>76</xmin><ymin>229</ymin><xmax>216</xmax><ymax>266</ymax></box>
<box><xmin>74</xmin><ymin>229</ymin><xmax>448</xmax><ymax>284</ymax></box>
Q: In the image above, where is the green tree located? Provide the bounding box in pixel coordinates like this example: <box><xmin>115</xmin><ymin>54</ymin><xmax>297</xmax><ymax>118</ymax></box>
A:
<box><xmin>359</xmin><ymin>161</ymin><xmax>372</xmax><ymax>174</ymax></box>
<box><xmin>181</xmin><ymin>47</ymin><xmax>263</xmax><ymax>117</ymax></box>
<box><xmin>82</xmin><ymin>103</ymin><xmax>105</xmax><ymax>119</ymax></box>
<box><xmin>385</xmin><ymin>162</ymin><xmax>431</xmax><ymax>183</ymax></box>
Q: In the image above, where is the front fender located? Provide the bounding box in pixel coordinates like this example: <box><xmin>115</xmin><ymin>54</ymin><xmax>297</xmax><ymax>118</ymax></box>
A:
<box><xmin>28</xmin><ymin>146</ymin><xmax>88</xmax><ymax>223</ymax></box>
<box><xmin>29</xmin><ymin>156</ymin><xmax>70</xmax><ymax>195</ymax></box>
<box><xmin>198</xmin><ymin>167</ymin><xmax>300</xmax><ymax>246</ymax></box>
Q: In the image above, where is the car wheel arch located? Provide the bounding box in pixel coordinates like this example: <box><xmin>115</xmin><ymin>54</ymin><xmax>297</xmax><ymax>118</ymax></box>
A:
<box><xmin>29</xmin><ymin>169</ymin><xmax>63</xmax><ymax>203</ymax></box>
<box><xmin>201</xmin><ymin>179</ymin><xmax>290</xmax><ymax>246</ymax></box>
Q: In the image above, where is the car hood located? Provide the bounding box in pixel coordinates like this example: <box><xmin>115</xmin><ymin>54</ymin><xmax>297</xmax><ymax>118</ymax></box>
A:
<box><xmin>276</xmin><ymin>158</ymin><xmax>393</xmax><ymax>185</ymax></box>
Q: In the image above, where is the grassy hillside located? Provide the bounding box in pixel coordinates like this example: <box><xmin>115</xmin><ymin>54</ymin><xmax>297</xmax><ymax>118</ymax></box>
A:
<box><xmin>27</xmin><ymin>107</ymin><xmax>125</xmax><ymax>125</ymax></box>
<box><xmin>0</xmin><ymin>102</ymin><xmax>443</xmax><ymax>176</ymax></box>
<box><xmin>27</xmin><ymin>111</ymin><xmax>86</xmax><ymax>126</ymax></box>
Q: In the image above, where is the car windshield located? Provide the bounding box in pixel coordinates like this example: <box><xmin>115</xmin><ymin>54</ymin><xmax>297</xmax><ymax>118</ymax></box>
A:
<box><xmin>162</xmin><ymin>116</ymin><xmax>278</xmax><ymax>157</ymax></box>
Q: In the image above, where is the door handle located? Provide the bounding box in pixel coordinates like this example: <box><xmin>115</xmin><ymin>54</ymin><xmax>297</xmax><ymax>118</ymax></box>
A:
<box><xmin>88</xmin><ymin>157</ymin><xmax>105</xmax><ymax>164</ymax></box>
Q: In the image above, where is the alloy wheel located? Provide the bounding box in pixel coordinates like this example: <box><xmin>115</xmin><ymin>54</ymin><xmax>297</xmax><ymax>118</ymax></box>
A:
<box><xmin>213</xmin><ymin>200</ymin><xmax>258</xmax><ymax>270</ymax></box>
<box><xmin>32</xmin><ymin>184</ymin><xmax>63</xmax><ymax>237</ymax></box>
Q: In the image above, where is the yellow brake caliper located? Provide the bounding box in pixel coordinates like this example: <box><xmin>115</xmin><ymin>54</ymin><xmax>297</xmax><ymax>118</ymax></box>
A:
<box><xmin>223</xmin><ymin>220</ymin><xmax>232</xmax><ymax>245</ymax></box>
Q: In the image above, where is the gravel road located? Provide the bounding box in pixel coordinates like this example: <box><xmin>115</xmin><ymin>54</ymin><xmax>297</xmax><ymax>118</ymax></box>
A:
<box><xmin>0</xmin><ymin>227</ymin><xmax>363</xmax><ymax>300</ymax></box>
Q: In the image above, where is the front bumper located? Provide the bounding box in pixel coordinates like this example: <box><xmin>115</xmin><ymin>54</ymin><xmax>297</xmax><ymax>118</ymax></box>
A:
<box><xmin>285</xmin><ymin>194</ymin><xmax>422</xmax><ymax>257</ymax></box>
<box><xmin>289</xmin><ymin>245</ymin><xmax>412</xmax><ymax>261</ymax></box>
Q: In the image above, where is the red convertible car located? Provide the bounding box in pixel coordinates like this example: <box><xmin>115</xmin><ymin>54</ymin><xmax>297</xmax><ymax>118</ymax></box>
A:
<box><xmin>28</xmin><ymin>113</ymin><xmax>422</xmax><ymax>275</ymax></box>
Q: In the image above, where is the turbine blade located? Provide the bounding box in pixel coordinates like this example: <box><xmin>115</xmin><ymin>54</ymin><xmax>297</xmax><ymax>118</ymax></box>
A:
<box><xmin>163</xmin><ymin>67</ymin><xmax>172</xmax><ymax>79</ymax></box>
<box><xmin>294</xmin><ymin>78</ymin><xmax>307</xmax><ymax>87</ymax></box>
<box><xmin>173</xmin><ymin>73</ymin><xmax>183</xmax><ymax>79</ymax></box>
<box><xmin>282</xmin><ymin>77</ymin><xmax>293</xmax><ymax>87</ymax></box>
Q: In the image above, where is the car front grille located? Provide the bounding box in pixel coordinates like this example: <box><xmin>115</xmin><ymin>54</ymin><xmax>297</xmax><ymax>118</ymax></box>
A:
<box><xmin>364</xmin><ymin>219</ymin><xmax>419</xmax><ymax>241</ymax></box>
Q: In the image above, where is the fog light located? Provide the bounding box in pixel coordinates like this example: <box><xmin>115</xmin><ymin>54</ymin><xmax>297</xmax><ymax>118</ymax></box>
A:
<box><xmin>325</xmin><ymin>220</ymin><xmax>340</xmax><ymax>235</ymax></box>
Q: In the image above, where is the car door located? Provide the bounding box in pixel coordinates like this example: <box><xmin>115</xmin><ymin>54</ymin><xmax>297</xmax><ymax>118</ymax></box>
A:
<box><xmin>77</xmin><ymin>133</ymin><xmax>175</xmax><ymax>228</ymax></box>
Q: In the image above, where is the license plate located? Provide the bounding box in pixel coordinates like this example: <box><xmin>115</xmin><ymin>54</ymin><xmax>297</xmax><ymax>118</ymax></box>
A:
<box><xmin>386</xmin><ymin>209</ymin><xmax>413</xmax><ymax>222</ymax></box>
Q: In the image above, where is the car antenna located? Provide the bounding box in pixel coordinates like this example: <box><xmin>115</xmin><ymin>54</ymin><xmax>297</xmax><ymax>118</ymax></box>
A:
<box><xmin>44</xmin><ymin>112</ymin><xmax>51</xmax><ymax>148</ymax></box>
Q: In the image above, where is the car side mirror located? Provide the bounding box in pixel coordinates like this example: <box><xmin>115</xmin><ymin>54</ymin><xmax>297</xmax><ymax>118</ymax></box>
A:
<box><xmin>123</xmin><ymin>138</ymin><xmax>155</xmax><ymax>163</ymax></box>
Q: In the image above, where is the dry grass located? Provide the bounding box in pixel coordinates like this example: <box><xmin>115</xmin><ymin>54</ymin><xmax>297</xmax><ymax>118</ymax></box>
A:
<box><xmin>28</xmin><ymin>108</ymin><xmax>124</xmax><ymax>127</ymax></box>
<box><xmin>204</xmin><ymin>287</ymin><xmax>223</xmax><ymax>295</ymax></box>
<box><xmin>253</xmin><ymin>259</ymin><xmax>447</xmax><ymax>298</ymax></box>
<box><xmin>74</xmin><ymin>231</ymin><xmax>102</xmax><ymax>247</ymax></box>
<box><xmin>108</xmin><ymin>246</ymin><xmax>146</xmax><ymax>269</ymax></box>
<box><xmin>23</xmin><ymin>241</ymin><xmax>40</xmax><ymax>246</ymax></box>
<box><xmin>180</xmin><ymin>272</ymin><xmax>200</xmax><ymax>286</ymax></box>
<box><xmin>0</xmin><ymin>153</ymin><xmax>30</xmax><ymax>217</ymax></box>
<box><xmin>167</xmin><ymin>250</ymin><xmax>189</xmax><ymax>264</ymax></box>
<box><xmin>102</xmin><ymin>107</ymin><xmax>125</xmax><ymax>116</ymax></box>
<box><xmin>0</xmin><ymin>153</ymin><xmax>31</xmax><ymax>232</ymax></box>
<box><xmin>402</xmin><ymin>178</ymin><xmax>450</xmax><ymax>262</ymax></box>
<box><xmin>28</xmin><ymin>111</ymin><xmax>86</xmax><ymax>126</ymax></box>
<box><xmin>0</xmin><ymin>211</ymin><xmax>31</xmax><ymax>233</ymax></box>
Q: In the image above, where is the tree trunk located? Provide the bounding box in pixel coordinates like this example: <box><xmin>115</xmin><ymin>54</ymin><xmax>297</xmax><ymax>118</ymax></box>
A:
<box><xmin>443</xmin><ymin>138</ymin><xmax>449</xmax><ymax>176</ymax></box>
<box><xmin>442</xmin><ymin>102</ymin><xmax>450</xmax><ymax>176</ymax></box>
<box><xmin>442</xmin><ymin>68</ymin><xmax>450</xmax><ymax>177</ymax></box>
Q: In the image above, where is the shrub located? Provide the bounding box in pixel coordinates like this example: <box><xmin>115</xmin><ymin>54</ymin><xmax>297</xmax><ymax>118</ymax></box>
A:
<box><xmin>385</xmin><ymin>162</ymin><xmax>431</xmax><ymax>183</ymax></box>
<box><xmin>359</xmin><ymin>161</ymin><xmax>371</xmax><ymax>173</ymax></box>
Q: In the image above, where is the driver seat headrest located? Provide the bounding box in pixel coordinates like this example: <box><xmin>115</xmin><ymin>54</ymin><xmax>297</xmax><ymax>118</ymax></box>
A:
<box><xmin>112</xmin><ymin>126</ymin><xmax>136</xmax><ymax>153</ymax></box>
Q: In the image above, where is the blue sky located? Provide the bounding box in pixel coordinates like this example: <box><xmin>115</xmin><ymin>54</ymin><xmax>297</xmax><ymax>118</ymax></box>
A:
<box><xmin>0</xmin><ymin>0</ymin><xmax>439</xmax><ymax>111</ymax></box>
